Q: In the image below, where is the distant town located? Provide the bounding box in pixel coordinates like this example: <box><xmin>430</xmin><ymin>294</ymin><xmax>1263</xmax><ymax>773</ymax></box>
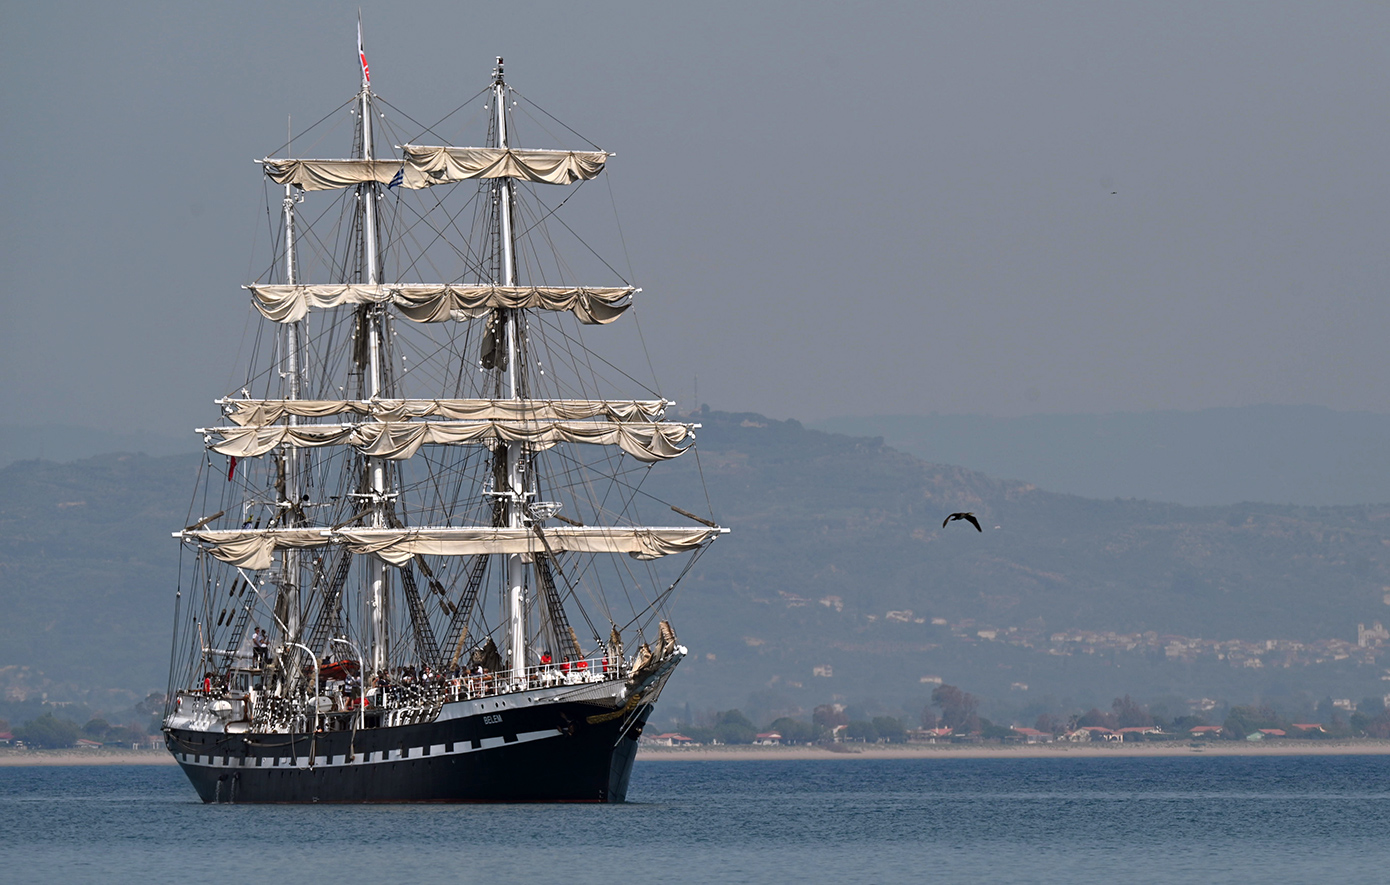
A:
<box><xmin>783</xmin><ymin>590</ymin><xmax>1390</xmax><ymax>679</ymax></box>
<box><xmin>639</xmin><ymin>678</ymin><xmax>1390</xmax><ymax>751</ymax></box>
<box><xmin>945</xmin><ymin>617</ymin><xmax>1390</xmax><ymax>671</ymax></box>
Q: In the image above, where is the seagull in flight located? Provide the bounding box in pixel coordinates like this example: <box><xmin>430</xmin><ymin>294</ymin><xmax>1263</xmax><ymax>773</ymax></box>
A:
<box><xmin>943</xmin><ymin>512</ymin><xmax>982</xmax><ymax>532</ymax></box>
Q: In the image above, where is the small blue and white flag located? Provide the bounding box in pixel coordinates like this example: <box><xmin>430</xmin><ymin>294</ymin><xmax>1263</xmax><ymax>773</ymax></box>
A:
<box><xmin>388</xmin><ymin>168</ymin><xmax>404</xmax><ymax>189</ymax></box>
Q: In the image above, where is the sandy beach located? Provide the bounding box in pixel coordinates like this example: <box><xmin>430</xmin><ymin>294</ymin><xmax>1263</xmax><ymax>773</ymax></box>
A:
<box><xmin>0</xmin><ymin>749</ymin><xmax>175</xmax><ymax>767</ymax></box>
<box><xmin>5</xmin><ymin>741</ymin><xmax>1390</xmax><ymax>766</ymax></box>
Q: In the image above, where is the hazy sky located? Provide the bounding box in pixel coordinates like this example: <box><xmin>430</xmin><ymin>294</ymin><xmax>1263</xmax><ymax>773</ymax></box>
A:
<box><xmin>4</xmin><ymin>1</ymin><xmax>1389</xmax><ymax>437</ymax></box>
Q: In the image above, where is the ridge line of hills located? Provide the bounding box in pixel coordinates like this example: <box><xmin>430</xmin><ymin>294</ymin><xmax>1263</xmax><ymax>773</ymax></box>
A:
<box><xmin>811</xmin><ymin>404</ymin><xmax>1390</xmax><ymax>507</ymax></box>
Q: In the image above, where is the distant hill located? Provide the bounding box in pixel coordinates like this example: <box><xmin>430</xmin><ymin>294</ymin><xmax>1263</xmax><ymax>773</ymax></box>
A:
<box><xmin>2</xmin><ymin>411</ymin><xmax>1388</xmax><ymax>725</ymax></box>
<box><xmin>0</xmin><ymin>424</ymin><xmax>199</xmax><ymax>469</ymax></box>
<box><xmin>654</xmin><ymin>410</ymin><xmax>1390</xmax><ymax>718</ymax></box>
<box><xmin>811</xmin><ymin>405</ymin><xmax>1390</xmax><ymax>507</ymax></box>
<box><xmin>0</xmin><ymin>453</ymin><xmax>200</xmax><ymax>699</ymax></box>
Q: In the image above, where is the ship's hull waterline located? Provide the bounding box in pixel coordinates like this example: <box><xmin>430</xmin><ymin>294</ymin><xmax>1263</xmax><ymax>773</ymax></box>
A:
<box><xmin>166</xmin><ymin>698</ymin><xmax>651</xmax><ymax>803</ymax></box>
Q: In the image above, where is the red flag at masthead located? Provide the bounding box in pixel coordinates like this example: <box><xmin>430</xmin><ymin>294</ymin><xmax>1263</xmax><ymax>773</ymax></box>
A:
<box><xmin>357</xmin><ymin>17</ymin><xmax>370</xmax><ymax>84</ymax></box>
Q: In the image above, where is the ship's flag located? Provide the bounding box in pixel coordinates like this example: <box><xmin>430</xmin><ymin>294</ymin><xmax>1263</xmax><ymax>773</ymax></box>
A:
<box><xmin>387</xmin><ymin>168</ymin><xmax>404</xmax><ymax>189</ymax></box>
<box><xmin>227</xmin><ymin>456</ymin><xmax>237</xmax><ymax>481</ymax></box>
<box><xmin>357</xmin><ymin>18</ymin><xmax>370</xmax><ymax>84</ymax></box>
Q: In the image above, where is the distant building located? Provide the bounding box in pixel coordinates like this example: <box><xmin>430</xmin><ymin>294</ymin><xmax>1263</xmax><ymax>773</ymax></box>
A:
<box><xmin>1116</xmin><ymin>726</ymin><xmax>1163</xmax><ymax>741</ymax></box>
<box><xmin>1358</xmin><ymin>621</ymin><xmax>1389</xmax><ymax>647</ymax></box>
<box><xmin>644</xmin><ymin>733</ymin><xmax>695</xmax><ymax>747</ymax></box>
<box><xmin>1079</xmin><ymin>726</ymin><xmax>1121</xmax><ymax>742</ymax></box>
<box><xmin>755</xmin><ymin>732</ymin><xmax>782</xmax><ymax>746</ymax></box>
<box><xmin>910</xmin><ymin>727</ymin><xmax>953</xmax><ymax>743</ymax></box>
<box><xmin>1010</xmin><ymin>727</ymin><xmax>1052</xmax><ymax>743</ymax></box>
<box><xmin>1189</xmin><ymin>725</ymin><xmax>1224</xmax><ymax>737</ymax></box>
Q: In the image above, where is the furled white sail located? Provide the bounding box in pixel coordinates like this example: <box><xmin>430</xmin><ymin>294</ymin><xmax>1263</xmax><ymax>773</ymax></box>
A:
<box><xmin>261</xmin><ymin>148</ymin><xmax>607</xmax><ymax>193</ymax></box>
<box><xmin>400</xmin><ymin>146</ymin><xmax>608</xmax><ymax>186</ymax></box>
<box><xmin>261</xmin><ymin>159</ymin><xmax>404</xmax><ymax>192</ymax></box>
<box><xmin>204</xmin><ymin>419</ymin><xmax>693</xmax><ymax>462</ymax></box>
<box><xmin>245</xmin><ymin>284</ymin><xmax>634</xmax><ymax>325</ymax></box>
<box><xmin>180</xmin><ymin>529</ymin><xmax>331</xmax><ymax>571</ymax></box>
<box><xmin>184</xmin><ymin>526</ymin><xmax>722</xmax><ymax>570</ymax></box>
<box><xmin>337</xmin><ymin>526</ymin><xmax>721</xmax><ymax>563</ymax></box>
<box><xmin>221</xmin><ymin>398</ymin><xmax>670</xmax><ymax>427</ymax></box>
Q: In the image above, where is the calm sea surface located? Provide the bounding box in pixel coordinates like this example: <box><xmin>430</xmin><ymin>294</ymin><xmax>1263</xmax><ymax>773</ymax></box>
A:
<box><xmin>2</xmin><ymin>755</ymin><xmax>1388</xmax><ymax>883</ymax></box>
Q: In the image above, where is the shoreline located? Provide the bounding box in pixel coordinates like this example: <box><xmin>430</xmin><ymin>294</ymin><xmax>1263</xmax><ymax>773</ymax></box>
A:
<box><xmin>4</xmin><ymin>741</ymin><xmax>1390</xmax><ymax>766</ymax></box>
<box><xmin>636</xmin><ymin>740</ymin><xmax>1390</xmax><ymax>761</ymax></box>
<box><xmin>0</xmin><ymin>749</ymin><xmax>175</xmax><ymax>766</ymax></box>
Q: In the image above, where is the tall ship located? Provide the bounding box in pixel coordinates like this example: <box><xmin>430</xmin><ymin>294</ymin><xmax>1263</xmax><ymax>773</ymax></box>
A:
<box><xmin>162</xmin><ymin>30</ymin><xmax>724</xmax><ymax>803</ymax></box>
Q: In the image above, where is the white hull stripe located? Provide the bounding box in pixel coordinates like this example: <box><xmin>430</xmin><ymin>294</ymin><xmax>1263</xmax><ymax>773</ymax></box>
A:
<box><xmin>178</xmin><ymin>727</ymin><xmax>562</xmax><ymax>769</ymax></box>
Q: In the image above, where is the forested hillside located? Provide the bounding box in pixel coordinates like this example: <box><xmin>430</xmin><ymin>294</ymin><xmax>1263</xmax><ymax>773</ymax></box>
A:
<box><xmin>650</xmin><ymin>411</ymin><xmax>1390</xmax><ymax>716</ymax></box>
<box><xmin>2</xmin><ymin>411</ymin><xmax>1388</xmax><ymax>719</ymax></box>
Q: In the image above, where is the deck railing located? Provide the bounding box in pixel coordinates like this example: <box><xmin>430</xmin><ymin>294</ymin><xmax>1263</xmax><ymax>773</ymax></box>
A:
<box><xmin>437</xmin><ymin>653</ymin><xmax>623</xmax><ymax>704</ymax></box>
<box><xmin>176</xmin><ymin>652</ymin><xmax>626</xmax><ymax>732</ymax></box>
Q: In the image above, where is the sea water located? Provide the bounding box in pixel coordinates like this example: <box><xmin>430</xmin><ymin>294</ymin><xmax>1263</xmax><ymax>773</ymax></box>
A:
<box><xmin>2</xmin><ymin>755</ymin><xmax>1388</xmax><ymax>883</ymax></box>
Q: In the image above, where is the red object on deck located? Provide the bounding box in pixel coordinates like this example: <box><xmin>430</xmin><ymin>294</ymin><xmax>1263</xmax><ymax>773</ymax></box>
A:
<box><xmin>316</xmin><ymin>659</ymin><xmax>361</xmax><ymax>681</ymax></box>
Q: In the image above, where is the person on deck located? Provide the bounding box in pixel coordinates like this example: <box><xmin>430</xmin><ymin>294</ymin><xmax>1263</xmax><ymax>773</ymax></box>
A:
<box><xmin>252</xmin><ymin>628</ymin><xmax>269</xmax><ymax>667</ymax></box>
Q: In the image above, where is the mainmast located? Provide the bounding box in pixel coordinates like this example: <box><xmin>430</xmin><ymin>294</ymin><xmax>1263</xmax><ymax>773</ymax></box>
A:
<box><xmin>494</xmin><ymin>58</ymin><xmax>528</xmax><ymax>680</ymax></box>
<box><xmin>358</xmin><ymin>23</ymin><xmax>390</xmax><ymax>676</ymax></box>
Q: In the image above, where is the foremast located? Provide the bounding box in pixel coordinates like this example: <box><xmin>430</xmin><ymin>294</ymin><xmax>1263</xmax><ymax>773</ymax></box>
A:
<box><xmin>279</xmin><ymin>123</ymin><xmax>304</xmax><ymax>646</ymax></box>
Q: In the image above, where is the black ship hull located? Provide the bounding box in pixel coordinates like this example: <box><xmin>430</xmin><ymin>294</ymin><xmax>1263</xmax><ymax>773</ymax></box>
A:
<box><xmin>165</xmin><ymin>698</ymin><xmax>651</xmax><ymax>803</ymax></box>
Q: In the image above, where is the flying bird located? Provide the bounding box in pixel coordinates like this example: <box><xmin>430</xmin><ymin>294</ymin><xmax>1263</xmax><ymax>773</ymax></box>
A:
<box><xmin>943</xmin><ymin>512</ymin><xmax>982</xmax><ymax>532</ymax></box>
